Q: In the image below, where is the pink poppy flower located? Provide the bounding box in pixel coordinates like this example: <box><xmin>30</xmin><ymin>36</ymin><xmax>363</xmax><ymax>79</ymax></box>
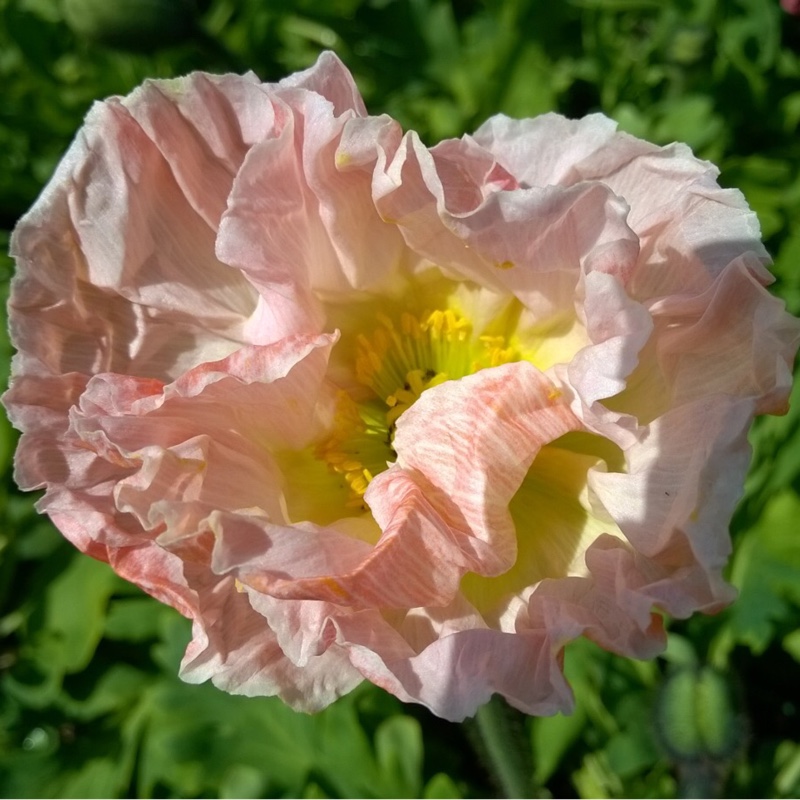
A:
<box><xmin>4</xmin><ymin>52</ymin><xmax>798</xmax><ymax>721</ymax></box>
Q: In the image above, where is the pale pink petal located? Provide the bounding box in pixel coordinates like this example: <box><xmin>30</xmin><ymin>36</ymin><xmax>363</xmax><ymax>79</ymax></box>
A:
<box><xmin>72</xmin><ymin>335</ymin><xmax>336</xmax><ymax>458</ymax></box>
<box><xmin>178</xmin><ymin>571</ymin><xmax>363</xmax><ymax>711</ymax></box>
<box><xmin>3</xmin><ymin>364</ymin><xmax>88</xmax><ymax>443</ymax></box>
<box><xmin>474</xmin><ymin>113</ymin><xmax>769</xmax><ymax>299</ymax></box>
<box><xmin>206</xmin><ymin>511</ymin><xmax>375</xmax><ymax>596</ymax></box>
<box><xmin>374</xmin><ymin>131</ymin><xmax>639</xmax><ymax>321</ymax></box>
<box><xmin>590</xmin><ymin>395</ymin><xmax>753</xmax><ymax>613</ymax></box>
<box><xmin>558</xmin><ymin>270</ymin><xmax>653</xmax><ymax>445</ymax></box>
<box><xmin>7</xmin><ymin>97</ymin><xmax>257</xmax><ymax>387</ymax></box>
<box><xmin>428</xmin><ymin>135</ymin><xmax>519</xmax><ymax>213</ymax></box>
<box><xmin>525</xmin><ymin>537</ymin><xmax>668</xmax><ymax>659</ymax></box>
<box><xmin>67</xmin><ymin>101</ymin><xmax>254</xmax><ymax>322</ymax></box>
<box><xmin>216</xmin><ymin>86</ymin><xmax>405</xmax><ymax>343</ymax></box>
<box><xmin>113</xmin><ymin>437</ymin><xmax>285</xmax><ymax>533</ymax></box>
<box><xmin>108</xmin><ymin>540</ymin><xmax>201</xmax><ymax>619</ymax></box>
<box><xmin>649</xmin><ymin>255</ymin><xmax>800</xmax><ymax>416</ymax></box>
<box><xmin>123</xmin><ymin>72</ymin><xmax>272</xmax><ymax>230</ymax></box>
<box><xmin>472</xmin><ymin>113</ymin><xmax>628</xmax><ymax>187</ymax></box>
<box><xmin>276</xmin><ymin>50</ymin><xmax>367</xmax><ymax>117</ymax></box>
<box><xmin>244</xmin><ymin>592</ymin><xmax>350</xmax><ymax>668</ymax></box>
<box><xmin>391</xmin><ymin>362</ymin><xmax>582</xmax><ymax>573</ymax></box>
<box><xmin>209</xmin><ymin>482</ymin><xmax>469</xmax><ymax>609</ymax></box>
<box><xmin>337</xmin><ymin>620</ymin><xmax>576</xmax><ymax>722</ymax></box>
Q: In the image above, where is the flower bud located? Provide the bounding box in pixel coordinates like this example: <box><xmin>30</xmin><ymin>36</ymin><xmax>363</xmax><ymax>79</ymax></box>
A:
<box><xmin>654</xmin><ymin>666</ymin><xmax>745</xmax><ymax>762</ymax></box>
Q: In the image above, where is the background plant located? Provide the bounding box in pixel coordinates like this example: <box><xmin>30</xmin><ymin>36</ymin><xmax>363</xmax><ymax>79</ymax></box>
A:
<box><xmin>1</xmin><ymin>0</ymin><xmax>799</xmax><ymax>797</ymax></box>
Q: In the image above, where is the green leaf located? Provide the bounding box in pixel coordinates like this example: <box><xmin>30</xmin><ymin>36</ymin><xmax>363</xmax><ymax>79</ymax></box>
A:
<box><xmin>309</xmin><ymin>689</ymin><xmax>383</xmax><ymax>798</ymax></box>
<box><xmin>3</xmin><ymin>554</ymin><xmax>118</xmax><ymax>707</ymax></box>
<box><xmin>572</xmin><ymin>751</ymin><xmax>622</xmax><ymax>800</ymax></box>
<box><xmin>43</xmin><ymin>554</ymin><xmax>118</xmax><ymax>673</ymax></box>
<box><xmin>782</xmin><ymin>629</ymin><xmax>800</xmax><ymax>665</ymax></box>
<box><xmin>651</xmin><ymin>95</ymin><xmax>726</xmax><ymax>160</ymax></box>
<box><xmin>604</xmin><ymin>730</ymin><xmax>659</xmax><ymax>778</ymax></box>
<box><xmin>532</xmin><ymin>709</ymin><xmax>587</xmax><ymax>785</ymax></box>
<box><xmin>775</xmin><ymin>741</ymin><xmax>800</xmax><ymax>798</ymax></box>
<box><xmin>137</xmin><ymin>679</ymin><xmax>316</xmax><ymax>798</ymax></box>
<box><xmin>660</xmin><ymin>632</ymin><xmax>699</xmax><ymax>669</ymax></box>
<box><xmin>423</xmin><ymin>772</ymin><xmax>462</xmax><ymax>799</ymax></box>
<box><xmin>374</xmin><ymin>715</ymin><xmax>423</xmax><ymax>798</ymax></box>
<box><xmin>59</xmin><ymin>757</ymin><xmax>121</xmax><ymax>800</ymax></box>
<box><xmin>726</xmin><ymin>491</ymin><xmax>800</xmax><ymax>654</ymax></box>
<box><xmin>219</xmin><ymin>764</ymin><xmax>266</xmax><ymax>799</ymax></box>
<box><xmin>104</xmin><ymin>596</ymin><xmax>168</xmax><ymax>643</ymax></box>
<box><xmin>60</xmin><ymin>663</ymin><xmax>150</xmax><ymax>721</ymax></box>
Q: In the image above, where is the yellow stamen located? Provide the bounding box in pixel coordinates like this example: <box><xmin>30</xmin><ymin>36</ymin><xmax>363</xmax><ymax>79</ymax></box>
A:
<box><xmin>315</xmin><ymin>392</ymin><xmax>392</xmax><ymax>504</ymax></box>
<box><xmin>323</xmin><ymin>307</ymin><xmax>521</xmax><ymax>504</ymax></box>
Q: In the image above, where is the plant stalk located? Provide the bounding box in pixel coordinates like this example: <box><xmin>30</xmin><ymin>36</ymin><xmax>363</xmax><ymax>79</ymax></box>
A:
<box><xmin>468</xmin><ymin>695</ymin><xmax>535</xmax><ymax>798</ymax></box>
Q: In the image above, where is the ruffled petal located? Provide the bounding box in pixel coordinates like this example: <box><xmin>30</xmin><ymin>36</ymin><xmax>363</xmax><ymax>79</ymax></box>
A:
<box><xmin>649</xmin><ymin>255</ymin><xmax>800</xmax><ymax>416</ymax></box>
<box><xmin>216</xmin><ymin>82</ymin><xmax>405</xmax><ymax>345</ymax></box>
<box><xmin>391</xmin><ymin>362</ymin><xmax>581</xmax><ymax>573</ymax></box>
<box><xmin>123</xmin><ymin>72</ymin><xmax>273</xmax><ymax>230</ymax></box>
<box><xmin>7</xmin><ymin>97</ymin><xmax>256</xmax><ymax>386</ymax></box>
<box><xmin>276</xmin><ymin>50</ymin><xmax>367</xmax><ymax>117</ymax></box>
<box><xmin>208</xmin><ymin>364</ymin><xmax>579</xmax><ymax>611</ymax></box>
<box><xmin>338</xmin><ymin>620</ymin><xmax>575</xmax><ymax>722</ymax></box>
<box><xmin>590</xmin><ymin>395</ymin><xmax>753</xmax><ymax>613</ymax></box>
<box><xmin>179</xmin><ymin>571</ymin><xmax>362</xmax><ymax>711</ymax></box>
<box><xmin>374</xmin><ymin>131</ymin><xmax>639</xmax><ymax>321</ymax></box>
<box><xmin>474</xmin><ymin>113</ymin><xmax>770</xmax><ymax>299</ymax></box>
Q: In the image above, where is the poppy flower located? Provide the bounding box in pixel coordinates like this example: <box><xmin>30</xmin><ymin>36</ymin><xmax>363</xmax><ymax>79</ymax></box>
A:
<box><xmin>4</xmin><ymin>53</ymin><xmax>798</xmax><ymax>721</ymax></box>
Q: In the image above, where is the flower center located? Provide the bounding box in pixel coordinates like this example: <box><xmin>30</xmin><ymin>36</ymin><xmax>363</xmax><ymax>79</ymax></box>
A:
<box><xmin>314</xmin><ymin>393</ymin><xmax>391</xmax><ymax>507</ymax></box>
<box><xmin>319</xmin><ymin>308</ymin><xmax>519</xmax><ymax>504</ymax></box>
<box><xmin>357</xmin><ymin>309</ymin><xmax>518</xmax><ymax>417</ymax></box>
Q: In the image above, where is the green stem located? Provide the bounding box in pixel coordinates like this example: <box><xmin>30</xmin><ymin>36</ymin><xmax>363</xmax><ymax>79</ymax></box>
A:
<box><xmin>469</xmin><ymin>695</ymin><xmax>535</xmax><ymax>798</ymax></box>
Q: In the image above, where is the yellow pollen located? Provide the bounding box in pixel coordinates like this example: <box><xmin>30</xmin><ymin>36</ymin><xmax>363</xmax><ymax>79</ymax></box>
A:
<box><xmin>335</xmin><ymin>151</ymin><xmax>353</xmax><ymax>168</ymax></box>
<box><xmin>355</xmin><ymin>308</ymin><xmax>479</xmax><ymax>402</ymax></box>
<box><xmin>321</xmin><ymin>307</ymin><xmax>521</xmax><ymax>505</ymax></box>
<box><xmin>315</xmin><ymin>392</ymin><xmax>392</xmax><ymax>504</ymax></box>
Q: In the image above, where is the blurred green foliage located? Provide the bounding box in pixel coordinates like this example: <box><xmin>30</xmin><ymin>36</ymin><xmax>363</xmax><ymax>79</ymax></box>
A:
<box><xmin>1</xmin><ymin>0</ymin><xmax>800</xmax><ymax>797</ymax></box>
